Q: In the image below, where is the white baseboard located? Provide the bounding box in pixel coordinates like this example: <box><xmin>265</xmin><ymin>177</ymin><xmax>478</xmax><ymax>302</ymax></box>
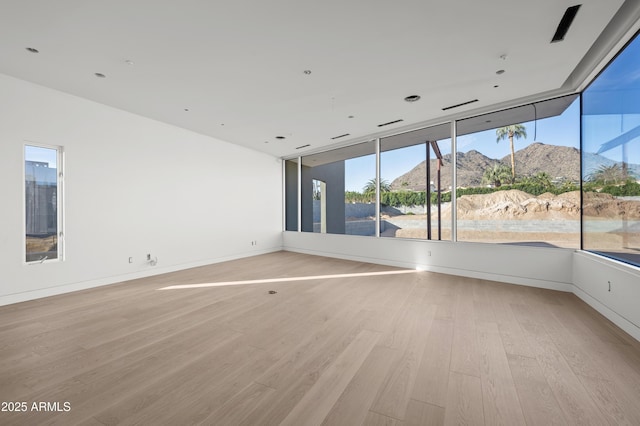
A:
<box><xmin>284</xmin><ymin>246</ymin><xmax>574</xmax><ymax>293</ymax></box>
<box><xmin>573</xmin><ymin>285</ymin><xmax>640</xmax><ymax>343</ymax></box>
<box><xmin>0</xmin><ymin>247</ymin><xmax>281</xmax><ymax>306</ymax></box>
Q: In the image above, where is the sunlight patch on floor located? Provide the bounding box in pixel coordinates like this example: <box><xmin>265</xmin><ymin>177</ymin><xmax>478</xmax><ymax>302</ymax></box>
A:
<box><xmin>158</xmin><ymin>269</ymin><xmax>417</xmax><ymax>290</ymax></box>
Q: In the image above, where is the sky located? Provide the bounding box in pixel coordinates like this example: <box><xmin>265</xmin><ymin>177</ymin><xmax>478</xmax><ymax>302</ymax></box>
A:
<box><xmin>345</xmin><ymin>99</ymin><xmax>581</xmax><ymax>192</ymax></box>
<box><xmin>25</xmin><ymin>145</ymin><xmax>57</xmax><ymax>168</ymax></box>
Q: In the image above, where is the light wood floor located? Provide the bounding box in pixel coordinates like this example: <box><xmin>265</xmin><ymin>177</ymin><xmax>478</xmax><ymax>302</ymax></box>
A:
<box><xmin>1</xmin><ymin>251</ymin><xmax>640</xmax><ymax>426</ymax></box>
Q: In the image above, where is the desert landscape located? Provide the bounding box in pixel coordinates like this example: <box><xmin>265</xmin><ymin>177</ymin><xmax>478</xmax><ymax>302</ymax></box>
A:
<box><xmin>376</xmin><ymin>190</ymin><xmax>640</xmax><ymax>257</ymax></box>
<box><xmin>331</xmin><ymin>143</ymin><xmax>640</xmax><ymax>261</ymax></box>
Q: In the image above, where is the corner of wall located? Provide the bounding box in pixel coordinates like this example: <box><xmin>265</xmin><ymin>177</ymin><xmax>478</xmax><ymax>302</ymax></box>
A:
<box><xmin>572</xmin><ymin>251</ymin><xmax>640</xmax><ymax>343</ymax></box>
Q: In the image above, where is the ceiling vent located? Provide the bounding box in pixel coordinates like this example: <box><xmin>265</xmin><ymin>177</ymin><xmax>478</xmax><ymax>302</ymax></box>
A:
<box><xmin>442</xmin><ymin>99</ymin><xmax>478</xmax><ymax>111</ymax></box>
<box><xmin>331</xmin><ymin>133</ymin><xmax>350</xmax><ymax>140</ymax></box>
<box><xmin>551</xmin><ymin>5</ymin><xmax>581</xmax><ymax>43</ymax></box>
<box><xmin>377</xmin><ymin>119</ymin><xmax>404</xmax><ymax>128</ymax></box>
<box><xmin>295</xmin><ymin>144</ymin><xmax>311</xmax><ymax>150</ymax></box>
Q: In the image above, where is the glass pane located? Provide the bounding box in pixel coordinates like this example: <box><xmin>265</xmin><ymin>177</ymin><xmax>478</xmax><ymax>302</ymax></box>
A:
<box><xmin>301</xmin><ymin>141</ymin><xmax>376</xmax><ymax>235</ymax></box>
<box><xmin>456</xmin><ymin>95</ymin><xmax>580</xmax><ymax>248</ymax></box>
<box><xmin>312</xmin><ymin>179</ymin><xmax>326</xmax><ymax>233</ymax></box>
<box><xmin>582</xmin><ymin>34</ymin><xmax>640</xmax><ymax>266</ymax></box>
<box><xmin>25</xmin><ymin>145</ymin><xmax>59</xmax><ymax>262</ymax></box>
<box><xmin>380</xmin><ymin>123</ymin><xmax>452</xmax><ymax>240</ymax></box>
<box><xmin>284</xmin><ymin>159</ymin><xmax>299</xmax><ymax>231</ymax></box>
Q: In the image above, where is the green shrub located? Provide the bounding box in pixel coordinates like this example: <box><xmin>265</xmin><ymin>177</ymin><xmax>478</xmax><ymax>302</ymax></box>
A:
<box><xmin>600</xmin><ymin>181</ymin><xmax>640</xmax><ymax>196</ymax></box>
<box><xmin>345</xmin><ymin>178</ymin><xmax>591</xmax><ymax>208</ymax></box>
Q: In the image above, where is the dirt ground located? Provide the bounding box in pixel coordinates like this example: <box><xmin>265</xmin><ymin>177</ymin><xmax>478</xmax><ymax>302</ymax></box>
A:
<box><xmin>26</xmin><ymin>235</ymin><xmax>57</xmax><ymax>253</ymax></box>
<box><xmin>380</xmin><ymin>190</ymin><xmax>640</xmax><ymax>253</ymax></box>
<box><xmin>388</xmin><ymin>227</ymin><xmax>580</xmax><ymax>249</ymax></box>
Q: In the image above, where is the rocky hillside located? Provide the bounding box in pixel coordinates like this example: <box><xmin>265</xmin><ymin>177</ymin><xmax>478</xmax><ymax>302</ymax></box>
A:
<box><xmin>503</xmin><ymin>143</ymin><xmax>580</xmax><ymax>182</ymax></box>
<box><xmin>390</xmin><ymin>143</ymin><xmax>619</xmax><ymax>190</ymax></box>
<box><xmin>390</xmin><ymin>150</ymin><xmax>493</xmax><ymax>191</ymax></box>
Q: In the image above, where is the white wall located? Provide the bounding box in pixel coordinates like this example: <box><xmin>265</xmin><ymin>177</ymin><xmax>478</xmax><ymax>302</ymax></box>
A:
<box><xmin>573</xmin><ymin>252</ymin><xmax>640</xmax><ymax>342</ymax></box>
<box><xmin>0</xmin><ymin>73</ymin><xmax>283</xmax><ymax>305</ymax></box>
<box><xmin>282</xmin><ymin>231</ymin><xmax>574</xmax><ymax>291</ymax></box>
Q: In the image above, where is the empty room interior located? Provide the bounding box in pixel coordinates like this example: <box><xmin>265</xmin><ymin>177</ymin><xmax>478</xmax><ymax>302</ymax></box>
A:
<box><xmin>3</xmin><ymin>1</ymin><xmax>640</xmax><ymax>425</ymax></box>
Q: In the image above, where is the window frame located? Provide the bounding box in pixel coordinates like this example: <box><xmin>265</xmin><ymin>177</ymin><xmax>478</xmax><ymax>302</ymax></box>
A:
<box><xmin>23</xmin><ymin>142</ymin><xmax>65</xmax><ymax>265</ymax></box>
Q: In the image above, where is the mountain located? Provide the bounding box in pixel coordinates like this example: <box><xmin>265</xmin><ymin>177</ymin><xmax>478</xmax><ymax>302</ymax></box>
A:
<box><xmin>390</xmin><ymin>150</ymin><xmax>494</xmax><ymax>190</ymax></box>
<box><xmin>503</xmin><ymin>143</ymin><xmax>580</xmax><ymax>182</ymax></box>
<box><xmin>389</xmin><ymin>143</ymin><xmax>634</xmax><ymax>190</ymax></box>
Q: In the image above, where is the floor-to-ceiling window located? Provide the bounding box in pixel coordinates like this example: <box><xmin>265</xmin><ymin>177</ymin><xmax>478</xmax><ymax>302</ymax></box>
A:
<box><xmin>582</xmin><ymin>32</ymin><xmax>640</xmax><ymax>266</ymax></box>
<box><xmin>456</xmin><ymin>95</ymin><xmax>580</xmax><ymax>248</ymax></box>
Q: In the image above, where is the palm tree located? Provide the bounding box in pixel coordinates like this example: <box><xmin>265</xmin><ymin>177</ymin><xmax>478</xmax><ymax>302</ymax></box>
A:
<box><xmin>532</xmin><ymin>172</ymin><xmax>553</xmax><ymax>189</ymax></box>
<box><xmin>363</xmin><ymin>178</ymin><xmax>391</xmax><ymax>195</ymax></box>
<box><xmin>496</xmin><ymin>124</ymin><xmax>527</xmax><ymax>181</ymax></box>
<box><xmin>482</xmin><ymin>164</ymin><xmax>511</xmax><ymax>187</ymax></box>
<box><xmin>587</xmin><ymin>164</ymin><xmax>628</xmax><ymax>185</ymax></box>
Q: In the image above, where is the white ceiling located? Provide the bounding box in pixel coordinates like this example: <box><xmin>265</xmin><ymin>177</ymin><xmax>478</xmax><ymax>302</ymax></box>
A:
<box><xmin>0</xmin><ymin>0</ymin><xmax>636</xmax><ymax>158</ymax></box>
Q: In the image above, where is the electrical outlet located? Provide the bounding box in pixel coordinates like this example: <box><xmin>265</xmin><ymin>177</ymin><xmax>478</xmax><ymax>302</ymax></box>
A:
<box><xmin>427</xmin><ymin>251</ymin><xmax>431</xmax><ymax>257</ymax></box>
<box><xmin>128</xmin><ymin>257</ymin><xmax>133</xmax><ymax>263</ymax></box>
<box><xmin>147</xmin><ymin>254</ymin><xmax>151</xmax><ymax>261</ymax></box>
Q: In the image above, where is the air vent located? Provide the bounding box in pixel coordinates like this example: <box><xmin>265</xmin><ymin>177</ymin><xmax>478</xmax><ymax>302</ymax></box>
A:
<box><xmin>377</xmin><ymin>119</ymin><xmax>404</xmax><ymax>128</ymax></box>
<box><xmin>551</xmin><ymin>5</ymin><xmax>581</xmax><ymax>43</ymax></box>
<box><xmin>331</xmin><ymin>133</ymin><xmax>350</xmax><ymax>140</ymax></box>
<box><xmin>296</xmin><ymin>144</ymin><xmax>311</xmax><ymax>150</ymax></box>
<box><xmin>442</xmin><ymin>99</ymin><xmax>478</xmax><ymax>111</ymax></box>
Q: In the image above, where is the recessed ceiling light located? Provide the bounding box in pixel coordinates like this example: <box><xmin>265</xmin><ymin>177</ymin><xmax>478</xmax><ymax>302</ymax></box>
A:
<box><xmin>348</xmin><ymin>115</ymin><xmax>354</xmax><ymax>119</ymax></box>
<box><xmin>496</xmin><ymin>69</ymin><xmax>505</xmax><ymax>75</ymax></box>
<box><xmin>25</xmin><ymin>47</ymin><xmax>39</xmax><ymax>53</ymax></box>
<box><xmin>264</xmin><ymin>141</ymin><xmax>269</xmax><ymax>144</ymax></box>
<box><xmin>125</xmin><ymin>60</ymin><xmax>134</xmax><ymax>65</ymax></box>
<box><xmin>184</xmin><ymin>108</ymin><xmax>190</xmax><ymax>112</ymax></box>
<box><xmin>276</xmin><ymin>136</ymin><xmax>286</xmax><ymax>140</ymax></box>
<box><xmin>404</xmin><ymin>95</ymin><xmax>421</xmax><ymax>102</ymax></box>
<box><xmin>94</xmin><ymin>73</ymin><xmax>106</xmax><ymax>78</ymax></box>
<box><xmin>303</xmin><ymin>70</ymin><xmax>312</xmax><ymax>75</ymax></box>
<box><xmin>494</xmin><ymin>85</ymin><xmax>499</xmax><ymax>88</ymax></box>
